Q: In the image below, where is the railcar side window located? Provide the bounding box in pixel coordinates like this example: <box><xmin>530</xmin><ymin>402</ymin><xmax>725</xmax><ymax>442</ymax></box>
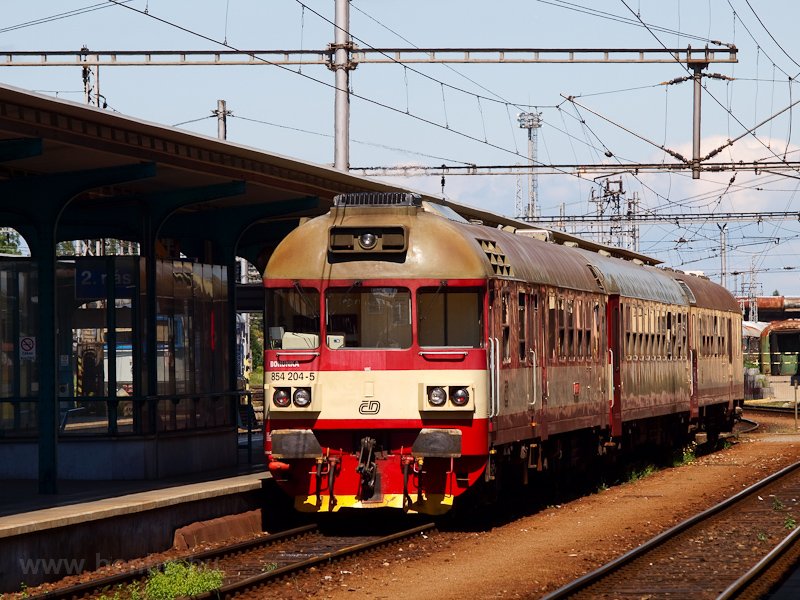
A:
<box><xmin>327</xmin><ymin>287</ymin><xmax>411</xmax><ymax>349</ymax></box>
<box><xmin>502</xmin><ymin>291</ymin><xmax>511</xmax><ymax>362</ymax></box>
<box><xmin>518</xmin><ymin>292</ymin><xmax>528</xmax><ymax>361</ymax></box>
<box><xmin>266</xmin><ymin>287</ymin><xmax>320</xmax><ymax>349</ymax></box>
<box><xmin>418</xmin><ymin>287</ymin><xmax>482</xmax><ymax>347</ymax></box>
<box><xmin>547</xmin><ymin>293</ymin><xmax>557</xmax><ymax>360</ymax></box>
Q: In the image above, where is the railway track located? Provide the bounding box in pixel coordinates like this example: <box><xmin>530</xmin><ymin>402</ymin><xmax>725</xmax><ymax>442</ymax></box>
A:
<box><xmin>744</xmin><ymin>404</ymin><xmax>800</xmax><ymax>415</ymax></box>
<box><xmin>542</xmin><ymin>460</ymin><xmax>800</xmax><ymax>599</ymax></box>
<box><xmin>30</xmin><ymin>521</ymin><xmax>436</xmax><ymax>600</ymax></box>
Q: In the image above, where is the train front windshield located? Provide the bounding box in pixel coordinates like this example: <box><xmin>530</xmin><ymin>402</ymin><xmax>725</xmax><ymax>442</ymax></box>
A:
<box><xmin>266</xmin><ymin>285</ymin><xmax>482</xmax><ymax>350</ymax></box>
<box><xmin>266</xmin><ymin>286</ymin><xmax>321</xmax><ymax>349</ymax></box>
<box><xmin>326</xmin><ymin>287</ymin><xmax>411</xmax><ymax>349</ymax></box>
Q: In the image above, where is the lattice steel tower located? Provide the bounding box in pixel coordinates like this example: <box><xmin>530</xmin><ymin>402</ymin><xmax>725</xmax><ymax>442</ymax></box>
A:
<box><xmin>517</xmin><ymin>112</ymin><xmax>542</xmax><ymax>221</ymax></box>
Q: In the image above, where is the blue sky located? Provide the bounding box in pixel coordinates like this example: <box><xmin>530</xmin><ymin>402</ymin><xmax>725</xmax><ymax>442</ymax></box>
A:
<box><xmin>2</xmin><ymin>1</ymin><xmax>800</xmax><ymax>296</ymax></box>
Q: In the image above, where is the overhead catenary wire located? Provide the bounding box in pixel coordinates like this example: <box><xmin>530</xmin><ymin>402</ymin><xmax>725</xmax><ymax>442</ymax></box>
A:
<box><xmin>16</xmin><ymin>1</ymin><xmax>793</xmax><ymax>286</ymax></box>
<box><xmin>104</xmin><ymin>0</ymin><xmax>588</xmax><ymax>184</ymax></box>
<box><xmin>533</xmin><ymin>0</ymin><xmax>729</xmax><ymax>46</ymax></box>
<box><xmin>0</xmin><ymin>0</ymin><xmax>134</xmax><ymax>35</ymax></box>
<box><xmin>230</xmin><ymin>113</ymin><xmax>476</xmax><ymax>166</ymax></box>
<box><xmin>743</xmin><ymin>0</ymin><xmax>800</xmax><ymax>74</ymax></box>
<box><xmin>295</xmin><ymin>0</ymin><xmax>541</xmax><ymax>113</ymax></box>
<box><xmin>619</xmin><ymin>0</ymin><xmax>800</xmax><ymax>179</ymax></box>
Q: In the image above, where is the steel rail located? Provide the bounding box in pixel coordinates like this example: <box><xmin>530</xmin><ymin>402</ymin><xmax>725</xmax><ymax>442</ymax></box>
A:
<box><xmin>541</xmin><ymin>460</ymin><xmax>800</xmax><ymax>599</ymax></box>
<box><xmin>718</xmin><ymin>524</ymin><xmax>800</xmax><ymax>599</ymax></box>
<box><xmin>744</xmin><ymin>404</ymin><xmax>800</xmax><ymax>415</ymax></box>
<box><xmin>26</xmin><ymin>523</ymin><xmax>318</xmax><ymax>600</ymax></box>
<box><xmin>194</xmin><ymin>522</ymin><xmax>437</xmax><ymax>599</ymax></box>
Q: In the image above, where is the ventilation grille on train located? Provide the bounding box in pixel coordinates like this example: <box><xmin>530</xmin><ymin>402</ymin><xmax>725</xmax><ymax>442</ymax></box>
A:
<box><xmin>333</xmin><ymin>192</ymin><xmax>422</xmax><ymax>207</ymax></box>
<box><xmin>587</xmin><ymin>264</ymin><xmax>606</xmax><ymax>292</ymax></box>
<box><xmin>477</xmin><ymin>239</ymin><xmax>514</xmax><ymax>277</ymax></box>
<box><xmin>675</xmin><ymin>280</ymin><xmax>697</xmax><ymax>305</ymax></box>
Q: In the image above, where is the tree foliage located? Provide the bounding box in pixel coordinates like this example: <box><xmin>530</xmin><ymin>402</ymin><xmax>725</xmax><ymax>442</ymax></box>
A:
<box><xmin>0</xmin><ymin>228</ymin><xmax>23</xmax><ymax>255</ymax></box>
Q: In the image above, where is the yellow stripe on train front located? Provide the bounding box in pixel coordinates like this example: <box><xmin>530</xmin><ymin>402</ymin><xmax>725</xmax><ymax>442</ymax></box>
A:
<box><xmin>296</xmin><ymin>493</ymin><xmax>454</xmax><ymax>515</ymax></box>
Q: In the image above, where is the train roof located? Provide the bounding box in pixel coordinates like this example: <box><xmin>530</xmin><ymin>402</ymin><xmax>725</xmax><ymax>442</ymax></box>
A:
<box><xmin>422</xmin><ymin>201</ymin><xmax>662</xmax><ymax>266</ymax></box>
<box><xmin>761</xmin><ymin>319</ymin><xmax>800</xmax><ymax>336</ymax></box>
<box><xmin>265</xmin><ymin>194</ymin><xmax>738</xmax><ymax>312</ymax></box>
<box><xmin>743</xmin><ymin>321</ymin><xmax>768</xmax><ymax>337</ymax></box>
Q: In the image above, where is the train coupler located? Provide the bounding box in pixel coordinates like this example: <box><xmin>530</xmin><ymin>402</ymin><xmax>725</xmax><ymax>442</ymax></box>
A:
<box><xmin>356</xmin><ymin>437</ymin><xmax>378</xmax><ymax>500</ymax></box>
<box><xmin>401</xmin><ymin>456</ymin><xmax>414</xmax><ymax>512</ymax></box>
<box><xmin>314</xmin><ymin>456</ymin><xmax>341</xmax><ymax>509</ymax></box>
<box><xmin>327</xmin><ymin>456</ymin><xmax>340</xmax><ymax>510</ymax></box>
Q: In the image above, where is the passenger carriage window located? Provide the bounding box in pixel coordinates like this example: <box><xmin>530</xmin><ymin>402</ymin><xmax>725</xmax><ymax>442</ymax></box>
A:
<box><xmin>727</xmin><ymin>317</ymin><xmax>733</xmax><ymax>361</ymax></box>
<box><xmin>518</xmin><ymin>292</ymin><xmax>528</xmax><ymax>362</ymax></box>
<box><xmin>417</xmin><ymin>287</ymin><xmax>482</xmax><ymax>348</ymax></box>
<box><xmin>558</xmin><ymin>297</ymin><xmax>566</xmax><ymax>360</ymax></box>
<box><xmin>681</xmin><ymin>313</ymin><xmax>688</xmax><ymax>359</ymax></box>
<box><xmin>624</xmin><ymin>303</ymin><xmax>631</xmax><ymax>359</ymax></box>
<box><xmin>548</xmin><ymin>293</ymin><xmax>557</xmax><ymax>361</ymax></box>
<box><xmin>326</xmin><ymin>287</ymin><xmax>411</xmax><ymax>349</ymax></box>
<box><xmin>578</xmin><ymin>302</ymin><xmax>584</xmax><ymax>358</ymax></box>
<box><xmin>501</xmin><ymin>291</ymin><xmax>512</xmax><ymax>362</ymax></box>
<box><xmin>566</xmin><ymin>299</ymin><xmax>575</xmax><ymax>360</ymax></box>
<box><xmin>638</xmin><ymin>307</ymin><xmax>644</xmax><ymax>359</ymax></box>
<box><xmin>667</xmin><ymin>312</ymin><xmax>673</xmax><ymax>360</ymax></box>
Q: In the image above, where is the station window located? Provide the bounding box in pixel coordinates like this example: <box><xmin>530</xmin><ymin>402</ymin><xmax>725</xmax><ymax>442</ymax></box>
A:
<box><xmin>0</xmin><ymin>260</ymin><xmax>38</xmax><ymax>436</ymax></box>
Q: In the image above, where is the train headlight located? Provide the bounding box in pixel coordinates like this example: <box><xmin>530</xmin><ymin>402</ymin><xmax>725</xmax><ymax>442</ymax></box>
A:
<box><xmin>450</xmin><ymin>387</ymin><xmax>470</xmax><ymax>407</ymax></box>
<box><xmin>427</xmin><ymin>386</ymin><xmax>447</xmax><ymax>407</ymax></box>
<box><xmin>273</xmin><ymin>388</ymin><xmax>291</xmax><ymax>408</ymax></box>
<box><xmin>293</xmin><ymin>388</ymin><xmax>312</xmax><ymax>408</ymax></box>
<box><xmin>358</xmin><ymin>232</ymin><xmax>378</xmax><ymax>250</ymax></box>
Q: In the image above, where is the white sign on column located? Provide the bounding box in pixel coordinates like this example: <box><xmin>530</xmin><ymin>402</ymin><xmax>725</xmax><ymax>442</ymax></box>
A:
<box><xmin>19</xmin><ymin>336</ymin><xmax>36</xmax><ymax>361</ymax></box>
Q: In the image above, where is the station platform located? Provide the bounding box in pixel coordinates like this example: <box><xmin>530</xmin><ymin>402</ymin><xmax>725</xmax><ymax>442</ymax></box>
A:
<box><xmin>0</xmin><ymin>454</ymin><xmax>270</xmax><ymax>593</ymax></box>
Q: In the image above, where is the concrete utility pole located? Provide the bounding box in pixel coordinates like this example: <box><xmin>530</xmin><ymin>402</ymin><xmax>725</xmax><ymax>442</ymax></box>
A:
<box><xmin>718</xmin><ymin>223</ymin><xmax>728</xmax><ymax>289</ymax></box>
<box><xmin>215</xmin><ymin>99</ymin><xmax>229</xmax><ymax>140</ymax></box>
<box><xmin>332</xmin><ymin>0</ymin><xmax>352</xmax><ymax>171</ymax></box>
<box><xmin>691</xmin><ymin>63</ymin><xmax>704</xmax><ymax>179</ymax></box>
<box><xmin>517</xmin><ymin>112</ymin><xmax>542</xmax><ymax>221</ymax></box>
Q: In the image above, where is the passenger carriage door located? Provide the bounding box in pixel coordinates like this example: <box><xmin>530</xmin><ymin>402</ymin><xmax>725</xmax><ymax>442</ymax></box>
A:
<box><xmin>525</xmin><ymin>290</ymin><xmax>543</xmax><ymax>416</ymax></box>
<box><xmin>487</xmin><ymin>280</ymin><xmax>506</xmax><ymax>430</ymax></box>
<box><xmin>607</xmin><ymin>295</ymin><xmax>622</xmax><ymax>436</ymax></box>
<box><xmin>690</xmin><ymin>313</ymin><xmax>699</xmax><ymax>418</ymax></box>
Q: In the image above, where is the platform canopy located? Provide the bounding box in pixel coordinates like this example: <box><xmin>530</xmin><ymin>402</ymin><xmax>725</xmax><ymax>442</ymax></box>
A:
<box><xmin>0</xmin><ymin>83</ymin><xmax>540</xmax><ymax>494</ymax></box>
<box><xmin>0</xmin><ymin>84</ymin><xmax>410</xmax><ymax>268</ymax></box>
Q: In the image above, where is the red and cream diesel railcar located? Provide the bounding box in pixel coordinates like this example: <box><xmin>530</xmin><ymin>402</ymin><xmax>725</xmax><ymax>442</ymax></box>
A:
<box><xmin>263</xmin><ymin>192</ymin><xmax>743</xmax><ymax>515</ymax></box>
